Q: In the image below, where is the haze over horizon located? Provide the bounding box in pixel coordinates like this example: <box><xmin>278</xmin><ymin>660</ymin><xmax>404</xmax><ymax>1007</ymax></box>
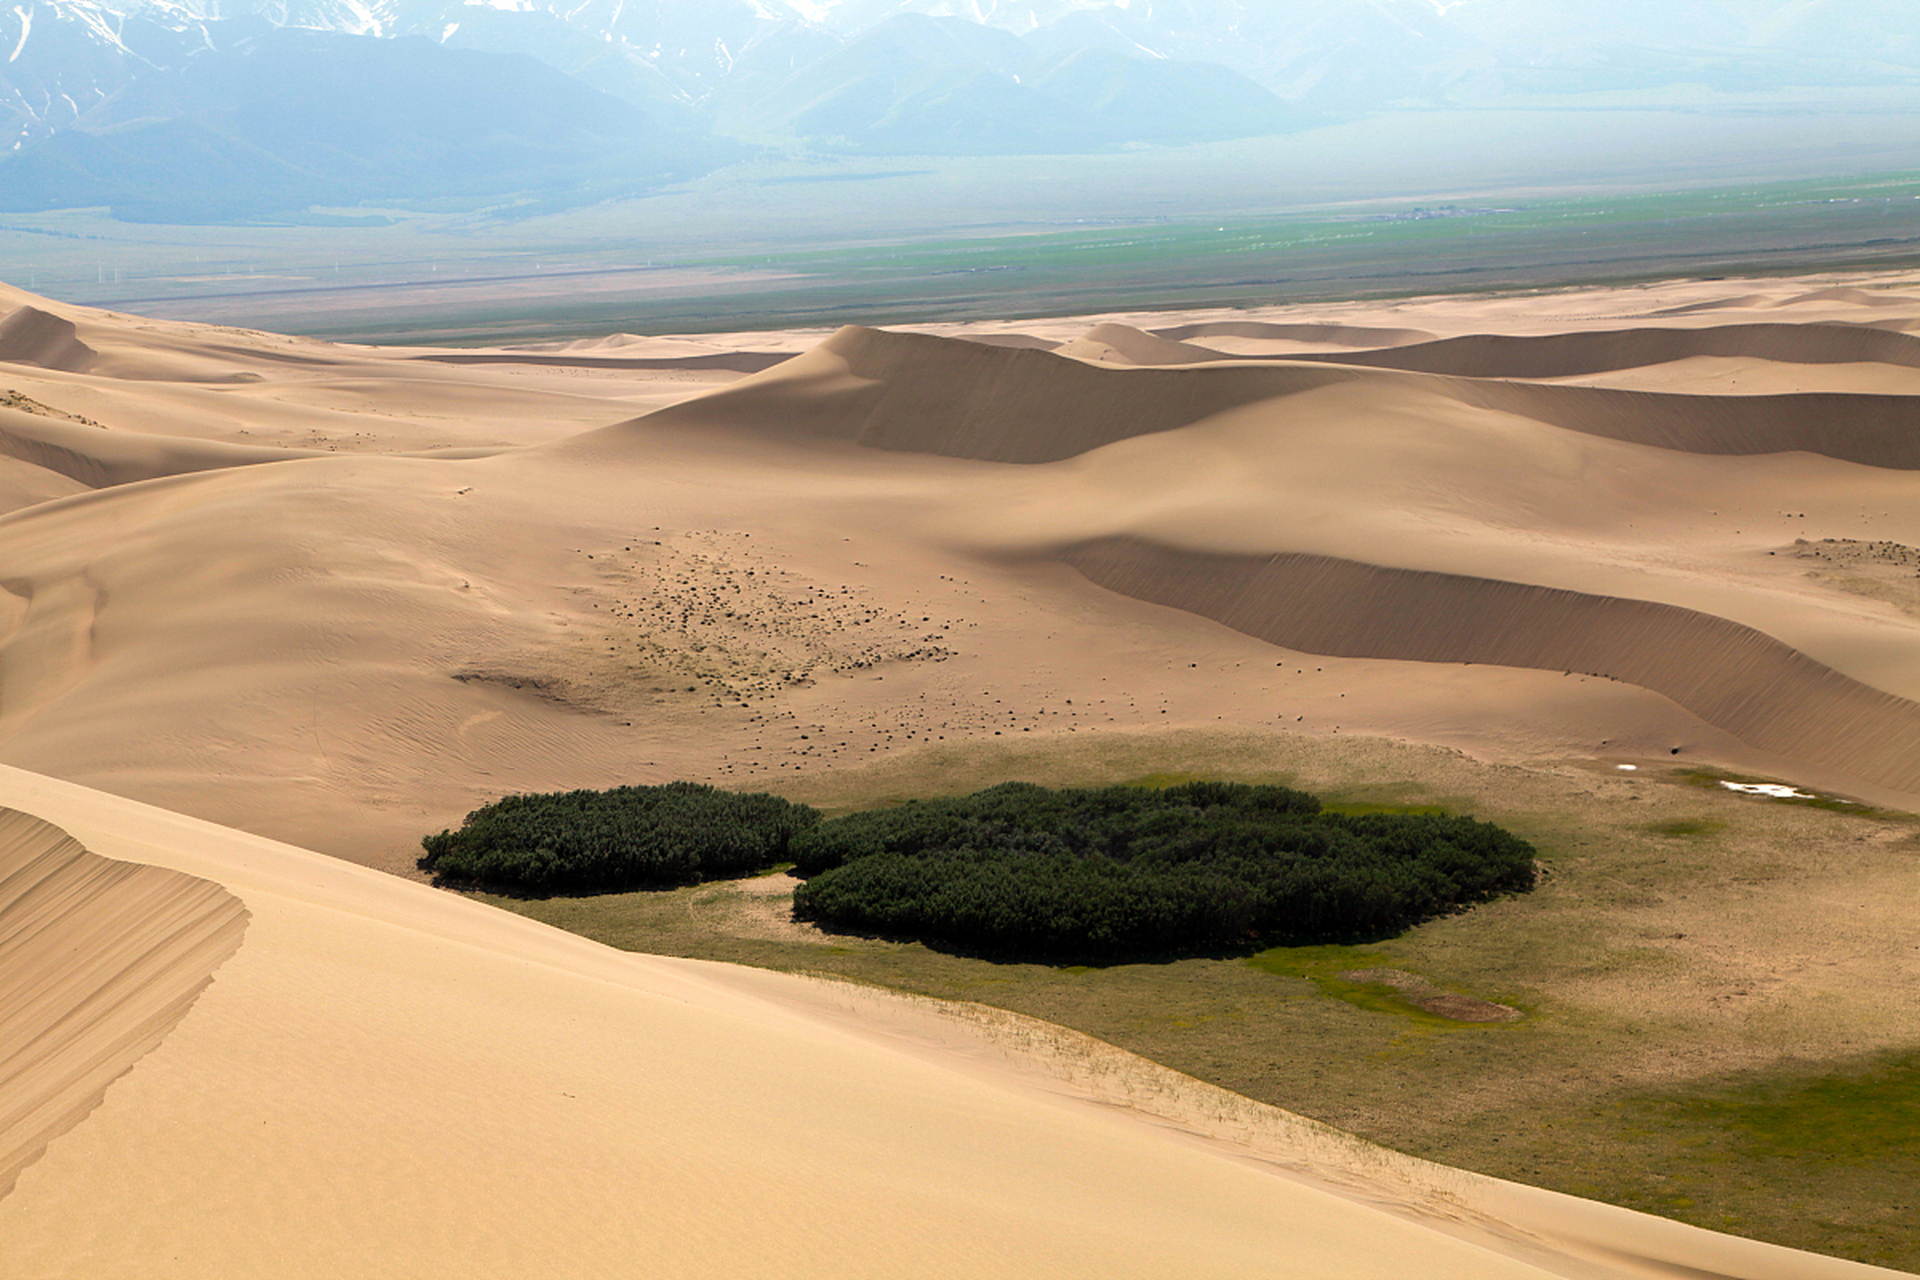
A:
<box><xmin>2</xmin><ymin>0</ymin><xmax>1915</xmax><ymax>230</ymax></box>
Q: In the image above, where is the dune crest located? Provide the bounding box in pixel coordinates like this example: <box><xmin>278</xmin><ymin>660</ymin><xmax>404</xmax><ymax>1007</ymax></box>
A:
<box><xmin>631</xmin><ymin>324</ymin><xmax>1920</xmax><ymax>472</ymax></box>
<box><xmin>0</xmin><ymin>308</ymin><xmax>95</xmax><ymax>374</ymax></box>
<box><xmin>1054</xmin><ymin>322</ymin><xmax>1236</xmax><ymax>366</ymax></box>
<box><xmin>1060</xmin><ymin>537</ymin><xmax>1920</xmax><ymax>794</ymax></box>
<box><xmin>0</xmin><ymin>413</ymin><xmax>321</xmax><ymax>499</ymax></box>
<box><xmin>1149</xmin><ymin>319</ymin><xmax>1437</xmax><ymax>346</ymax></box>
<box><xmin>1281</xmin><ymin>323</ymin><xmax>1920</xmax><ymax>378</ymax></box>
<box><xmin>0</xmin><ymin>807</ymin><xmax>246</xmax><ymax>1200</ymax></box>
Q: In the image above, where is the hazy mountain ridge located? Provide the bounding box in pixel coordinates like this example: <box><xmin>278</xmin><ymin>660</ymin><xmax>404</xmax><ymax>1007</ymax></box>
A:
<box><xmin>1</xmin><ymin>0</ymin><xmax>1914</xmax><ymax>220</ymax></box>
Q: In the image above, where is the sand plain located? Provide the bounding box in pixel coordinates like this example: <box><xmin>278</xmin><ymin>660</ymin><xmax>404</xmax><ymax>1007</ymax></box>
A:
<box><xmin>2</xmin><ymin>269</ymin><xmax>1919</xmax><ymax>1275</ymax></box>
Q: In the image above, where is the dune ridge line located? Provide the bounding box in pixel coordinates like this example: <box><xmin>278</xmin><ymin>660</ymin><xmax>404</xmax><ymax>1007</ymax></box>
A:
<box><xmin>632</xmin><ymin>325</ymin><xmax>1920</xmax><ymax>470</ymax></box>
<box><xmin>1060</xmin><ymin>537</ymin><xmax>1920</xmax><ymax>794</ymax></box>
<box><xmin>0</xmin><ymin>806</ymin><xmax>247</xmax><ymax>1200</ymax></box>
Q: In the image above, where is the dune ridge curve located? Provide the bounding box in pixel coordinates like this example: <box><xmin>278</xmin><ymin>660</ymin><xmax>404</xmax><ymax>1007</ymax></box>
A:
<box><xmin>0</xmin><ymin>308</ymin><xmax>95</xmax><ymax>374</ymax></box>
<box><xmin>1060</xmin><ymin>537</ymin><xmax>1920</xmax><ymax>794</ymax></box>
<box><xmin>1277</xmin><ymin>323</ymin><xmax>1920</xmax><ymax>378</ymax></box>
<box><xmin>0</xmin><ymin>807</ymin><xmax>247</xmax><ymax>1200</ymax></box>
<box><xmin>633</xmin><ymin>326</ymin><xmax>1920</xmax><ymax>470</ymax></box>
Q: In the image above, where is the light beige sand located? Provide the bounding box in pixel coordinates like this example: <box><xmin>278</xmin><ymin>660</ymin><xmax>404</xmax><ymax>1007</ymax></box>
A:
<box><xmin>3</xmin><ymin>272</ymin><xmax>1920</xmax><ymax>866</ymax></box>
<box><xmin>0</xmin><ymin>764</ymin><xmax>1906</xmax><ymax>1279</ymax></box>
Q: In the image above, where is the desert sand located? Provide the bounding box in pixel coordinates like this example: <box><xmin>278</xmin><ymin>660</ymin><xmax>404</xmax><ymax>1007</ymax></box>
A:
<box><xmin>3</xmin><ymin>269</ymin><xmax>1920</xmax><ymax>1274</ymax></box>
<box><xmin>1</xmin><ymin>272</ymin><xmax>1919</xmax><ymax>867</ymax></box>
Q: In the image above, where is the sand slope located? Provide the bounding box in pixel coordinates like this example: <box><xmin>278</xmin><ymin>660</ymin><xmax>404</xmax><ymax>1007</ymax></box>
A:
<box><xmin>1061</xmin><ymin>538</ymin><xmax>1920</xmax><ymax>794</ymax></box>
<box><xmin>0</xmin><ymin>764</ymin><xmax>1906</xmax><ymax>1279</ymax></box>
<box><xmin>0</xmin><ymin>806</ymin><xmax>245</xmax><ymax>1201</ymax></box>
<box><xmin>0</xmin><ymin>274</ymin><xmax>1916</xmax><ymax>862</ymax></box>
<box><xmin>637</xmin><ymin>323</ymin><xmax>1920</xmax><ymax>469</ymax></box>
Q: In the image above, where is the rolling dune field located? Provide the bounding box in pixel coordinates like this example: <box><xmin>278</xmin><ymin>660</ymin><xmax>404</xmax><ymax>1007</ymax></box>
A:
<box><xmin>2</xmin><ymin>269</ymin><xmax>1919</xmax><ymax>1274</ymax></box>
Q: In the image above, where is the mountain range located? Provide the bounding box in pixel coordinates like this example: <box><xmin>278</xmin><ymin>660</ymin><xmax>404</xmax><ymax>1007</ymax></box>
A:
<box><xmin>1</xmin><ymin>0</ymin><xmax>1915</xmax><ymax>220</ymax></box>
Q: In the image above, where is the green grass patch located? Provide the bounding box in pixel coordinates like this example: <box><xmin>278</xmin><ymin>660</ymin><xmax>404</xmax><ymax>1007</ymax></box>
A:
<box><xmin>1644</xmin><ymin>818</ymin><xmax>1724</xmax><ymax>839</ymax></box>
<box><xmin>1635</xmin><ymin>1050</ymin><xmax>1920</xmax><ymax>1164</ymax></box>
<box><xmin>1247</xmin><ymin>944</ymin><xmax>1526</xmax><ymax>1028</ymax></box>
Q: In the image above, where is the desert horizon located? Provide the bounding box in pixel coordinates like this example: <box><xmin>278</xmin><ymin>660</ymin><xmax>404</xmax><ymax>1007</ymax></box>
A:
<box><xmin>3</xmin><ymin>261</ymin><xmax>1920</xmax><ymax>1275</ymax></box>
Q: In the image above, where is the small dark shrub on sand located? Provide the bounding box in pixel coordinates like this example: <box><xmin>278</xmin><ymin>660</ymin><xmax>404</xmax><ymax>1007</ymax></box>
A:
<box><xmin>420</xmin><ymin>782</ymin><xmax>818</xmax><ymax>893</ymax></box>
<box><xmin>790</xmin><ymin>781</ymin><xmax>1534</xmax><ymax>960</ymax></box>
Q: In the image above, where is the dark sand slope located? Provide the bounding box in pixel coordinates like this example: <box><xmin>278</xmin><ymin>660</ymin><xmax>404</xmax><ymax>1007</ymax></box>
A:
<box><xmin>0</xmin><ymin>308</ymin><xmax>95</xmax><ymax>374</ymax></box>
<box><xmin>1061</xmin><ymin>539</ymin><xmax>1920</xmax><ymax>796</ymax></box>
<box><xmin>0</xmin><ymin>409</ymin><xmax>322</xmax><ymax>500</ymax></box>
<box><xmin>640</xmin><ymin>326</ymin><xmax>1920</xmax><ymax>470</ymax></box>
<box><xmin>0</xmin><ymin>808</ymin><xmax>246</xmax><ymax>1199</ymax></box>
<box><xmin>1149</xmin><ymin>320</ymin><xmax>1438</xmax><ymax>347</ymax></box>
<box><xmin>1279</xmin><ymin>323</ymin><xmax>1920</xmax><ymax>378</ymax></box>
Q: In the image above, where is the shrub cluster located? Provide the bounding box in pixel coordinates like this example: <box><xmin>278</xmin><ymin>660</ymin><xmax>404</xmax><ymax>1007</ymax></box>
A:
<box><xmin>790</xmin><ymin>781</ymin><xmax>1534</xmax><ymax>959</ymax></box>
<box><xmin>419</xmin><ymin>782</ymin><xmax>818</xmax><ymax>893</ymax></box>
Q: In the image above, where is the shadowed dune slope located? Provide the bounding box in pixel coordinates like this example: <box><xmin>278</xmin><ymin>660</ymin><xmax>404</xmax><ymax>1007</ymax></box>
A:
<box><xmin>955</xmin><ymin>333</ymin><xmax>1064</xmax><ymax>351</ymax></box>
<box><xmin>1149</xmin><ymin>320</ymin><xmax>1437</xmax><ymax>346</ymax></box>
<box><xmin>0</xmin><ymin>807</ymin><xmax>246</xmax><ymax>1200</ymax></box>
<box><xmin>1452</xmin><ymin>381</ymin><xmax>1920</xmax><ymax>469</ymax></box>
<box><xmin>1054</xmin><ymin>323</ymin><xmax>1239</xmax><ymax>366</ymax></box>
<box><xmin>408</xmin><ymin>350</ymin><xmax>794</xmax><ymax>374</ymax></box>
<box><xmin>0</xmin><ymin>308</ymin><xmax>95</xmax><ymax>373</ymax></box>
<box><xmin>0</xmin><ymin>411</ymin><xmax>322</xmax><ymax>496</ymax></box>
<box><xmin>1283</xmin><ymin>323</ymin><xmax>1920</xmax><ymax>378</ymax></box>
<box><xmin>1060</xmin><ymin>538</ymin><xmax>1920</xmax><ymax>795</ymax></box>
<box><xmin>624</xmin><ymin>325</ymin><xmax>1359</xmax><ymax>462</ymax></box>
<box><xmin>629</xmin><ymin>325</ymin><xmax>1920</xmax><ymax>470</ymax></box>
<box><xmin>1777</xmin><ymin>288</ymin><xmax>1920</xmax><ymax>309</ymax></box>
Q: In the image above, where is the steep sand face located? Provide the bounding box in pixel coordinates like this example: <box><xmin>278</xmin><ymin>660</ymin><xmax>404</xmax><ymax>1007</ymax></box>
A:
<box><xmin>0</xmin><ymin>308</ymin><xmax>95</xmax><ymax>373</ymax></box>
<box><xmin>0</xmin><ymin>807</ymin><xmax>246</xmax><ymax>1200</ymax></box>
<box><xmin>1280</xmin><ymin>322</ymin><xmax>1920</xmax><ymax>377</ymax></box>
<box><xmin>1150</xmin><ymin>319</ymin><xmax>1438</xmax><ymax>347</ymax></box>
<box><xmin>0</xmin><ymin>766</ymin><xmax>1906</xmax><ymax>1280</ymax></box>
<box><xmin>635</xmin><ymin>324</ymin><xmax>1920</xmax><ymax>470</ymax></box>
<box><xmin>1061</xmin><ymin>539</ymin><xmax>1920</xmax><ymax>795</ymax></box>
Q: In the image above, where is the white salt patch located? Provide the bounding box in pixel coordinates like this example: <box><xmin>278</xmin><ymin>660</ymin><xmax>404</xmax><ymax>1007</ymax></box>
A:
<box><xmin>1720</xmin><ymin>781</ymin><xmax>1816</xmax><ymax>799</ymax></box>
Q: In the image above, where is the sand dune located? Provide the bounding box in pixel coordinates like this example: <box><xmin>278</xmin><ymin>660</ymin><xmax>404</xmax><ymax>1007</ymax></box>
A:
<box><xmin>1061</xmin><ymin>538</ymin><xmax>1920</xmax><ymax>795</ymax></box>
<box><xmin>0</xmin><ymin>766</ymin><xmax>1906</xmax><ymax>1279</ymax></box>
<box><xmin>636</xmin><ymin>323</ymin><xmax>1920</xmax><ymax>471</ymax></box>
<box><xmin>410</xmin><ymin>349</ymin><xmax>794</xmax><ymax>373</ymax></box>
<box><xmin>0</xmin><ymin>278</ymin><xmax>1913</xmax><ymax>863</ymax></box>
<box><xmin>1278</xmin><ymin>322</ymin><xmax>1920</xmax><ymax>378</ymax></box>
<box><xmin>0</xmin><ymin>307</ymin><xmax>95</xmax><ymax>373</ymax></box>
<box><xmin>0</xmin><ymin>806</ymin><xmax>245</xmax><ymax>1201</ymax></box>
<box><xmin>0</xmin><ymin>407</ymin><xmax>320</xmax><ymax>498</ymax></box>
<box><xmin>1</xmin><ymin>271</ymin><xmax>1920</xmax><ymax>1273</ymax></box>
<box><xmin>1150</xmin><ymin>319</ymin><xmax>1437</xmax><ymax>346</ymax></box>
<box><xmin>1052</xmin><ymin>321</ymin><xmax>1240</xmax><ymax>365</ymax></box>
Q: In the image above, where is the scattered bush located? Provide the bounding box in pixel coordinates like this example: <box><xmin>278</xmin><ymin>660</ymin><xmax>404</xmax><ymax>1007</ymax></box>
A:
<box><xmin>419</xmin><ymin>782</ymin><xmax>819</xmax><ymax>893</ymax></box>
<box><xmin>791</xmin><ymin>781</ymin><xmax>1534</xmax><ymax>959</ymax></box>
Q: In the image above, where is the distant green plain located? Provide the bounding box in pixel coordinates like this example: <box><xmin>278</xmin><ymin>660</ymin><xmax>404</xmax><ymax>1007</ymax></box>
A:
<box><xmin>5</xmin><ymin>168</ymin><xmax>1916</xmax><ymax>345</ymax></box>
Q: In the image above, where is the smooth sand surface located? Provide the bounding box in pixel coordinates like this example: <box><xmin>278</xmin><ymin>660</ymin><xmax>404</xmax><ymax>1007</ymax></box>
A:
<box><xmin>0</xmin><ymin>764</ymin><xmax>1907</xmax><ymax>1279</ymax></box>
